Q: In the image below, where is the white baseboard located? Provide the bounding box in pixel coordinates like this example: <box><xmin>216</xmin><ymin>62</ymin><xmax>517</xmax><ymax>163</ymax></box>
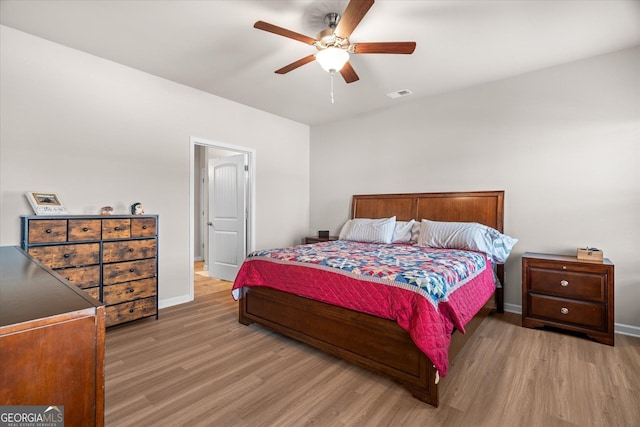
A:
<box><xmin>505</xmin><ymin>304</ymin><xmax>640</xmax><ymax>339</ymax></box>
<box><xmin>504</xmin><ymin>303</ymin><xmax>521</xmax><ymax>314</ymax></box>
<box><xmin>615</xmin><ymin>322</ymin><xmax>640</xmax><ymax>338</ymax></box>
<box><xmin>159</xmin><ymin>294</ymin><xmax>193</xmax><ymax>309</ymax></box>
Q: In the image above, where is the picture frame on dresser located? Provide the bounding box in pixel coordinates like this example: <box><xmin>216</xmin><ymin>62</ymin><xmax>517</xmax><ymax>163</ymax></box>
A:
<box><xmin>25</xmin><ymin>191</ymin><xmax>67</xmax><ymax>215</ymax></box>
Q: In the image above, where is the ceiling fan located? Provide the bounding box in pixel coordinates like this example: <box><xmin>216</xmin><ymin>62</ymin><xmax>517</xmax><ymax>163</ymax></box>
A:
<box><xmin>254</xmin><ymin>0</ymin><xmax>416</xmax><ymax>85</ymax></box>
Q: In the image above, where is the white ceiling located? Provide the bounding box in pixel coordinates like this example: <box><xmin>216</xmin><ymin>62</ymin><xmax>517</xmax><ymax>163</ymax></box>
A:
<box><xmin>1</xmin><ymin>0</ymin><xmax>639</xmax><ymax>126</ymax></box>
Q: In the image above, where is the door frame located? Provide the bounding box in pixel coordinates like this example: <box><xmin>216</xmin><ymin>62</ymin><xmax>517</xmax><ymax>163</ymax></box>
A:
<box><xmin>189</xmin><ymin>136</ymin><xmax>256</xmax><ymax>301</ymax></box>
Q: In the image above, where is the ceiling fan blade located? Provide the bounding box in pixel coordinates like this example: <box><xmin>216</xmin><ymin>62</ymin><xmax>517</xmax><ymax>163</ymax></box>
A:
<box><xmin>353</xmin><ymin>42</ymin><xmax>417</xmax><ymax>54</ymax></box>
<box><xmin>254</xmin><ymin>21</ymin><xmax>317</xmax><ymax>45</ymax></box>
<box><xmin>334</xmin><ymin>0</ymin><xmax>375</xmax><ymax>39</ymax></box>
<box><xmin>275</xmin><ymin>54</ymin><xmax>316</xmax><ymax>74</ymax></box>
<box><xmin>340</xmin><ymin>61</ymin><xmax>360</xmax><ymax>84</ymax></box>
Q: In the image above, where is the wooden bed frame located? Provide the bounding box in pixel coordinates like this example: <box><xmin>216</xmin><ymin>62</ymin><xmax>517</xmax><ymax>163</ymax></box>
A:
<box><xmin>239</xmin><ymin>191</ymin><xmax>505</xmax><ymax>407</ymax></box>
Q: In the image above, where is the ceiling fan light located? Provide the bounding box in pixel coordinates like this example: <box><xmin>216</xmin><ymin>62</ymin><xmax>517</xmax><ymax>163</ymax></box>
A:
<box><xmin>316</xmin><ymin>47</ymin><xmax>349</xmax><ymax>73</ymax></box>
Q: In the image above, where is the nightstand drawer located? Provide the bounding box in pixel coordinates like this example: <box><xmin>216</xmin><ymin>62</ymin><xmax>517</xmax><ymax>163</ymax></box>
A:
<box><xmin>529</xmin><ymin>294</ymin><xmax>606</xmax><ymax>331</ymax></box>
<box><xmin>528</xmin><ymin>267</ymin><xmax>605</xmax><ymax>302</ymax></box>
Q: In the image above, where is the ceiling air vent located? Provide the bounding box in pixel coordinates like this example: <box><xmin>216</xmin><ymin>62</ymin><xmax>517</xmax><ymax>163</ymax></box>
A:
<box><xmin>386</xmin><ymin>89</ymin><xmax>413</xmax><ymax>99</ymax></box>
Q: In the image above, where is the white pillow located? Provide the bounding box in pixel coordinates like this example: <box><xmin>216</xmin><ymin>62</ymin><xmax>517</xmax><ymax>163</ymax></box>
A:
<box><xmin>392</xmin><ymin>220</ymin><xmax>416</xmax><ymax>243</ymax></box>
<box><xmin>417</xmin><ymin>219</ymin><xmax>517</xmax><ymax>264</ymax></box>
<box><xmin>339</xmin><ymin>219</ymin><xmax>353</xmax><ymax>240</ymax></box>
<box><xmin>342</xmin><ymin>216</ymin><xmax>397</xmax><ymax>244</ymax></box>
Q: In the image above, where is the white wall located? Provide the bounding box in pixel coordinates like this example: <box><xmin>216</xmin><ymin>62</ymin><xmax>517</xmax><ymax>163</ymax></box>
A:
<box><xmin>310</xmin><ymin>47</ymin><xmax>640</xmax><ymax>332</ymax></box>
<box><xmin>0</xmin><ymin>26</ymin><xmax>310</xmax><ymax>306</ymax></box>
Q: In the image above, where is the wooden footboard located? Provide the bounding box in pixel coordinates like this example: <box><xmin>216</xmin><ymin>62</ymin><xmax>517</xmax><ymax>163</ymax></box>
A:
<box><xmin>240</xmin><ymin>286</ymin><xmax>442</xmax><ymax>405</ymax></box>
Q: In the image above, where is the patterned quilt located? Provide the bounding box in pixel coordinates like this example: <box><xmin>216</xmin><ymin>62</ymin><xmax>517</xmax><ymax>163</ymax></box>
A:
<box><xmin>232</xmin><ymin>240</ymin><xmax>495</xmax><ymax>376</ymax></box>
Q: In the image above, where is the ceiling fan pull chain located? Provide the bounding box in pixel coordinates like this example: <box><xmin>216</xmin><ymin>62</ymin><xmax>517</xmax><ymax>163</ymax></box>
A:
<box><xmin>330</xmin><ymin>71</ymin><xmax>335</xmax><ymax>104</ymax></box>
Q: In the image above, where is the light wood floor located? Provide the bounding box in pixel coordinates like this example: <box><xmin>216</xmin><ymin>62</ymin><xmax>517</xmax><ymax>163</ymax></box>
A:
<box><xmin>105</xmin><ymin>264</ymin><xmax>640</xmax><ymax>426</ymax></box>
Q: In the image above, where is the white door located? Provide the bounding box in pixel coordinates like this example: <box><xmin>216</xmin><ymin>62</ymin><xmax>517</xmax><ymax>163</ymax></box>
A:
<box><xmin>208</xmin><ymin>154</ymin><xmax>246</xmax><ymax>281</ymax></box>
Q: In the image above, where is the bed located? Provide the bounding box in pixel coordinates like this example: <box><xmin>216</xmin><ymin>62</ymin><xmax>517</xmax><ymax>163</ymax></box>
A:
<box><xmin>233</xmin><ymin>191</ymin><xmax>507</xmax><ymax>407</ymax></box>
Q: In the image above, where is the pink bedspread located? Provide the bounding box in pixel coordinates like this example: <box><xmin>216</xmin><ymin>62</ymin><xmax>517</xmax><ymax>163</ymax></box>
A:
<box><xmin>232</xmin><ymin>241</ymin><xmax>495</xmax><ymax>376</ymax></box>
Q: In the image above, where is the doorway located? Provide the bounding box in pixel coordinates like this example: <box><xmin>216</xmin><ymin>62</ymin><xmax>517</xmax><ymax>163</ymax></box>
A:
<box><xmin>190</xmin><ymin>137</ymin><xmax>255</xmax><ymax>301</ymax></box>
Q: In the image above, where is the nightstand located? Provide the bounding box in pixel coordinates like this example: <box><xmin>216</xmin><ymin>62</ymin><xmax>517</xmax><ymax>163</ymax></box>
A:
<box><xmin>522</xmin><ymin>252</ymin><xmax>614</xmax><ymax>345</ymax></box>
<box><xmin>304</xmin><ymin>236</ymin><xmax>338</xmax><ymax>244</ymax></box>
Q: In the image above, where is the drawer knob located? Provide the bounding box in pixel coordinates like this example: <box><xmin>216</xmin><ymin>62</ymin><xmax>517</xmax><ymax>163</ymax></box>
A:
<box><xmin>129</xmin><ymin>248</ymin><xmax>135</xmax><ymax>252</ymax></box>
<box><xmin>129</xmin><ymin>308</ymin><xmax>134</xmax><ymax>313</ymax></box>
<box><xmin>83</xmin><ymin>227</ymin><xmax>89</xmax><ymax>232</ymax></box>
<box><xmin>114</xmin><ymin>226</ymin><xmax>121</xmax><ymax>231</ymax></box>
<box><xmin>63</xmin><ymin>253</ymin><xmax>70</xmax><ymax>258</ymax></box>
<box><xmin>129</xmin><ymin>268</ymin><xmax>136</xmax><ymax>273</ymax></box>
<box><xmin>142</xmin><ymin>225</ymin><xmax>148</xmax><ymax>229</ymax></box>
<box><xmin>560</xmin><ymin>280</ymin><xmax>569</xmax><ymax>287</ymax></box>
<box><xmin>561</xmin><ymin>307</ymin><xmax>569</xmax><ymax>315</ymax></box>
<box><xmin>129</xmin><ymin>288</ymin><xmax>135</xmax><ymax>293</ymax></box>
<box><xmin>46</xmin><ymin>229</ymin><xmax>52</xmax><ymax>233</ymax></box>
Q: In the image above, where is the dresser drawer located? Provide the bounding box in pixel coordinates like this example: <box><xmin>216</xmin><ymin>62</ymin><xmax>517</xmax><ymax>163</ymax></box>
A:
<box><xmin>105</xmin><ymin>296</ymin><xmax>156</xmax><ymax>326</ymax></box>
<box><xmin>57</xmin><ymin>265</ymin><xmax>100</xmax><ymax>288</ymax></box>
<box><xmin>102</xmin><ymin>239</ymin><xmax>157</xmax><ymax>263</ymax></box>
<box><xmin>103</xmin><ymin>278</ymin><xmax>157</xmax><ymax>305</ymax></box>
<box><xmin>528</xmin><ymin>267</ymin><xmax>605</xmax><ymax>302</ymax></box>
<box><xmin>27</xmin><ymin>219</ymin><xmax>67</xmax><ymax>243</ymax></box>
<box><xmin>103</xmin><ymin>259</ymin><xmax>156</xmax><ymax>285</ymax></box>
<box><xmin>28</xmin><ymin>243</ymin><xmax>100</xmax><ymax>269</ymax></box>
<box><xmin>83</xmin><ymin>286</ymin><xmax>101</xmax><ymax>301</ymax></box>
<box><xmin>68</xmin><ymin>219</ymin><xmax>102</xmax><ymax>241</ymax></box>
<box><xmin>131</xmin><ymin>218</ymin><xmax>156</xmax><ymax>237</ymax></box>
<box><xmin>528</xmin><ymin>294</ymin><xmax>606</xmax><ymax>331</ymax></box>
<box><xmin>102</xmin><ymin>219</ymin><xmax>131</xmax><ymax>239</ymax></box>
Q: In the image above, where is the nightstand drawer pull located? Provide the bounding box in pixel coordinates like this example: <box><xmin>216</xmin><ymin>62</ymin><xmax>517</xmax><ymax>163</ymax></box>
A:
<box><xmin>560</xmin><ymin>280</ymin><xmax>569</xmax><ymax>287</ymax></box>
<box><xmin>560</xmin><ymin>307</ymin><xmax>569</xmax><ymax>315</ymax></box>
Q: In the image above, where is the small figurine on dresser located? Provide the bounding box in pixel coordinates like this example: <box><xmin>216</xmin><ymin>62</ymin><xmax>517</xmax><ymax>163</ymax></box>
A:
<box><xmin>100</xmin><ymin>206</ymin><xmax>114</xmax><ymax>215</ymax></box>
<box><xmin>131</xmin><ymin>202</ymin><xmax>144</xmax><ymax>215</ymax></box>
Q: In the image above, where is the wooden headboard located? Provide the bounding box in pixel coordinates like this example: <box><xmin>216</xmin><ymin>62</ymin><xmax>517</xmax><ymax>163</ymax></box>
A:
<box><xmin>351</xmin><ymin>191</ymin><xmax>504</xmax><ymax>232</ymax></box>
<box><xmin>351</xmin><ymin>190</ymin><xmax>506</xmax><ymax>312</ymax></box>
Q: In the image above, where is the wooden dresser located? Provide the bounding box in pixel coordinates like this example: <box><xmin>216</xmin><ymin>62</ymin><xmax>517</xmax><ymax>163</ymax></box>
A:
<box><xmin>21</xmin><ymin>214</ymin><xmax>158</xmax><ymax>327</ymax></box>
<box><xmin>0</xmin><ymin>246</ymin><xmax>105</xmax><ymax>426</ymax></box>
<box><xmin>522</xmin><ymin>252</ymin><xmax>614</xmax><ymax>345</ymax></box>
